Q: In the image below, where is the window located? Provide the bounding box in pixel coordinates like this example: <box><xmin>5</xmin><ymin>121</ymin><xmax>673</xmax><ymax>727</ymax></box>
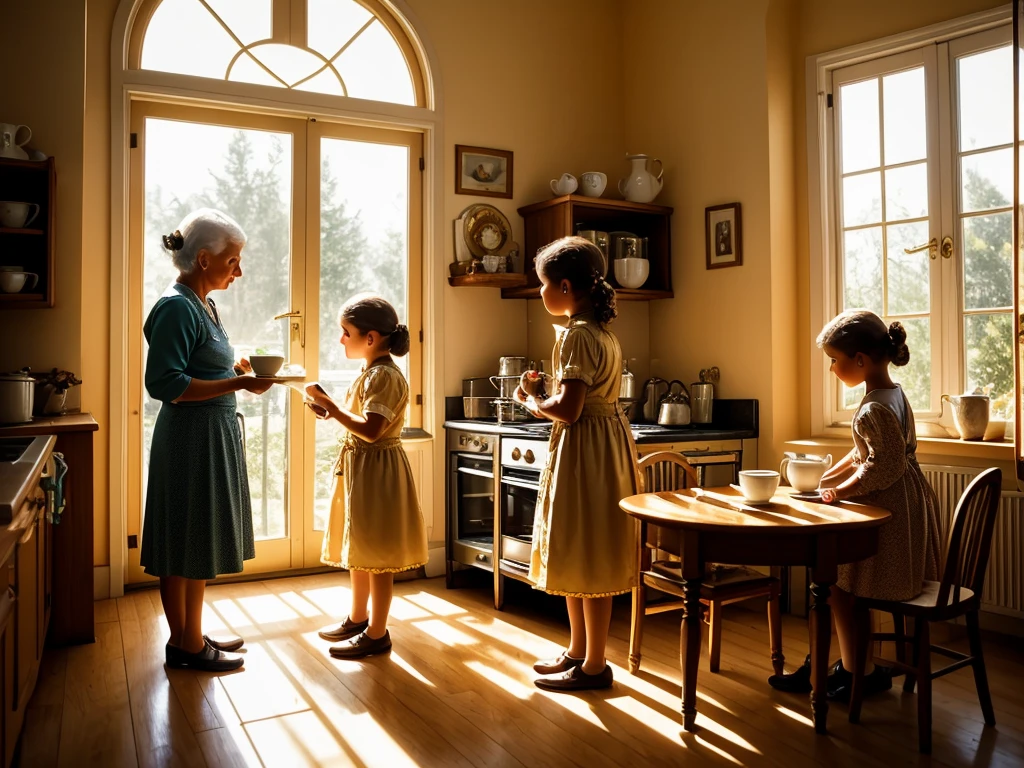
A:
<box><xmin>813</xmin><ymin>17</ymin><xmax>1014</xmax><ymax>430</ymax></box>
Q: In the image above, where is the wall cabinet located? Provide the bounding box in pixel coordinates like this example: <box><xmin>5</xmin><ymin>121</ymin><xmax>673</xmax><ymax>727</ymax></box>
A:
<box><xmin>502</xmin><ymin>194</ymin><xmax>673</xmax><ymax>301</ymax></box>
<box><xmin>0</xmin><ymin>157</ymin><xmax>55</xmax><ymax>309</ymax></box>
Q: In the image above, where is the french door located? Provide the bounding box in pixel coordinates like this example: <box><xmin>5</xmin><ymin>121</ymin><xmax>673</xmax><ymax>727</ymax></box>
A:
<box><xmin>125</xmin><ymin>100</ymin><xmax>421</xmax><ymax>584</ymax></box>
<box><xmin>828</xmin><ymin>25</ymin><xmax>1014</xmax><ymax>428</ymax></box>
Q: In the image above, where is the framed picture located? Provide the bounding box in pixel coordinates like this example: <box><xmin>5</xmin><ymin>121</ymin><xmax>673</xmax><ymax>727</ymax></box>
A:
<box><xmin>455</xmin><ymin>144</ymin><xmax>513</xmax><ymax>198</ymax></box>
<box><xmin>705</xmin><ymin>202</ymin><xmax>742</xmax><ymax>269</ymax></box>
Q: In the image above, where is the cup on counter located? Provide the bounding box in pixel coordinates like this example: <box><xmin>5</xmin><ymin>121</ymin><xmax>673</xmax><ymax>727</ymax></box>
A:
<box><xmin>737</xmin><ymin>470</ymin><xmax>780</xmax><ymax>503</ymax></box>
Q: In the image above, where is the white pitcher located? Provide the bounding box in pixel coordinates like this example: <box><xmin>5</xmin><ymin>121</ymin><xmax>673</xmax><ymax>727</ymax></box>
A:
<box><xmin>0</xmin><ymin>123</ymin><xmax>32</xmax><ymax>160</ymax></box>
<box><xmin>550</xmin><ymin>173</ymin><xmax>578</xmax><ymax>196</ymax></box>
<box><xmin>617</xmin><ymin>153</ymin><xmax>663</xmax><ymax>203</ymax></box>
<box><xmin>940</xmin><ymin>393</ymin><xmax>989</xmax><ymax>440</ymax></box>
<box><xmin>780</xmin><ymin>453</ymin><xmax>833</xmax><ymax>492</ymax></box>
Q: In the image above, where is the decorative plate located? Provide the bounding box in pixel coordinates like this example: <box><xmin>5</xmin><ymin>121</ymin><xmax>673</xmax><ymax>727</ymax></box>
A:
<box><xmin>463</xmin><ymin>204</ymin><xmax>512</xmax><ymax>258</ymax></box>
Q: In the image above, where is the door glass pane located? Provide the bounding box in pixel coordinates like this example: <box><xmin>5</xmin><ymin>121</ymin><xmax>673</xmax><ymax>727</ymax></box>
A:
<box><xmin>961</xmin><ymin>148</ymin><xmax>1014</xmax><ymax>213</ymax></box>
<box><xmin>313</xmin><ymin>137</ymin><xmax>410</xmax><ymax>531</ymax></box>
<box><xmin>959</xmin><ymin>45</ymin><xmax>1013</xmax><ymax>152</ymax></box>
<box><xmin>840</xmin><ymin>79</ymin><xmax>880</xmax><ymax>173</ymax></box>
<box><xmin>963</xmin><ymin>212</ymin><xmax>1013</xmax><ymax>310</ymax></box>
<box><xmin>883</xmin><ymin>68</ymin><xmax>927</xmax><ymax>165</ymax></box>
<box><xmin>843</xmin><ymin>171</ymin><xmax>882</xmax><ymax>226</ymax></box>
<box><xmin>965</xmin><ymin>313</ymin><xmax>1014</xmax><ymax>410</ymax></box>
<box><xmin>886</xmin><ymin>221</ymin><xmax>930</xmax><ymax>314</ymax></box>
<box><xmin>885</xmin><ymin>163</ymin><xmax>928</xmax><ymax>220</ymax></box>
<box><xmin>843</xmin><ymin>227</ymin><xmax>883</xmax><ymax>313</ymax></box>
<box><xmin>142</xmin><ymin>118</ymin><xmax>293</xmax><ymax>542</ymax></box>
<box><xmin>891</xmin><ymin>317</ymin><xmax>930</xmax><ymax>410</ymax></box>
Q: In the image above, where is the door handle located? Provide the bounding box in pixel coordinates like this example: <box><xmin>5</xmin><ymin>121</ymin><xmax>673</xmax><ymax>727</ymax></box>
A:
<box><xmin>904</xmin><ymin>236</ymin><xmax>953</xmax><ymax>260</ymax></box>
<box><xmin>273</xmin><ymin>310</ymin><xmax>305</xmax><ymax>348</ymax></box>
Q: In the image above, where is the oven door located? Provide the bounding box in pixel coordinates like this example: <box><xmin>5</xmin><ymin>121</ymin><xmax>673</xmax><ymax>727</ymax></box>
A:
<box><xmin>450</xmin><ymin>453</ymin><xmax>496</xmax><ymax>568</ymax></box>
<box><xmin>499</xmin><ymin>467</ymin><xmax>540</xmax><ymax>569</ymax></box>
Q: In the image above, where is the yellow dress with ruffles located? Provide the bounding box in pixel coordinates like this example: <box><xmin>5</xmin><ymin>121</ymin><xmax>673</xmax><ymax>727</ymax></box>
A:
<box><xmin>528</xmin><ymin>313</ymin><xmax>642</xmax><ymax>597</ymax></box>
<box><xmin>321</xmin><ymin>358</ymin><xmax>428</xmax><ymax>573</ymax></box>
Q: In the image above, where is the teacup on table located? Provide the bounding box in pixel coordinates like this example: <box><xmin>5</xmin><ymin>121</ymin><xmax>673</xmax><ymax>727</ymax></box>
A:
<box><xmin>737</xmin><ymin>470</ymin><xmax>780</xmax><ymax>503</ymax></box>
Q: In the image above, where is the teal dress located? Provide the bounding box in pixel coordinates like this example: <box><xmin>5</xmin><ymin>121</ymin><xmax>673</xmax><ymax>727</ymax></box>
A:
<box><xmin>140</xmin><ymin>283</ymin><xmax>255</xmax><ymax>579</ymax></box>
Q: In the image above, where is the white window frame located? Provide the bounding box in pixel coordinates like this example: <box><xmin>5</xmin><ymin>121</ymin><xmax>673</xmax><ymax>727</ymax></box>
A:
<box><xmin>806</xmin><ymin>5</ymin><xmax>1011</xmax><ymax>436</ymax></box>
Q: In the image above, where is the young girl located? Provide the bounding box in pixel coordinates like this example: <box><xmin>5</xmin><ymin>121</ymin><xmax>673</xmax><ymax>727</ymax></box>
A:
<box><xmin>769</xmin><ymin>309</ymin><xmax>942</xmax><ymax>700</ymax></box>
<box><xmin>304</xmin><ymin>294</ymin><xmax>428</xmax><ymax>660</ymax></box>
<box><xmin>513</xmin><ymin>236</ymin><xmax>641</xmax><ymax>692</ymax></box>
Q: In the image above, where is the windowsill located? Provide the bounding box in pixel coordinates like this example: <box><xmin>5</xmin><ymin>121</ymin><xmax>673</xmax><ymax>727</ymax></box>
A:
<box><xmin>786</xmin><ymin>435</ymin><xmax>1014</xmax><ymax>464</ymax></box>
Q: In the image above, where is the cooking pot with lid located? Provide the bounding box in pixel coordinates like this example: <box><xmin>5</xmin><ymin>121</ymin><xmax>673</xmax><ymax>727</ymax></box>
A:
<box><xmin>0</xmin><ymin>370</ymin><xmax>35</xmax><ymax>424</ymax></box>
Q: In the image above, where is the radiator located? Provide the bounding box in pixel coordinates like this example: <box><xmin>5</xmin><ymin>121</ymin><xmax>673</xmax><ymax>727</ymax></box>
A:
<box><xmin>921</xmin><ymin>464</ymin><xmax>1023</xmax><ymax>617</ymax></box>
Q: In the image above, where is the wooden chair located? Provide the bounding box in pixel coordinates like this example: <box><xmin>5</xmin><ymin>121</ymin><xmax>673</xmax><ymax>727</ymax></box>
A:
<box><xmin>628</xmin><ymin>451</ymin><xmax>784</xmax><ymax>675</ymax></box>
<box><xmin>848</xmin><ymin>467</ymin><xmax>1001</xmax><ymax>754</ymax></box>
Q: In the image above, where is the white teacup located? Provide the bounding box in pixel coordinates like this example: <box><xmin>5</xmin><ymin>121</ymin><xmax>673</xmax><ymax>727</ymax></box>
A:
<box><xmin>613</xmin><ymin>257</ymin><xmax>649</xmax><ymax>289</ymax></box>
<box><xmin>737</xmin><ymin>470</ymin><xmax>780</xmax><ymax>503</ymax></box>
<box><xmin>580</xmin><ymin>171</ymin><xmax>607</xmax><ymax>197</ymax></box>
<box><xmin>0</xmin><ymin>271</ymin><xmax>38</xmax><ymax>294</ymax></box>
<box><xmin>549</xmin><ymin>173</ymin><xmax>578</xmax><ymax>196</ymax></box>
<box><xmin>780</xmin><ymin>454</ymin><xmax>833</xmax><ymax>492</ymax></box>
<box><xmin>0</xmin><ymin>201</ymin><xmax>40</xmax><ymax>229</ymax></box>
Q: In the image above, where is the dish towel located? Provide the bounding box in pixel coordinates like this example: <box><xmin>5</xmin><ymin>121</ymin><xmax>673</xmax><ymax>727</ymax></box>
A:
<box><xmin>42</xmin><ymin>452</ymin><xmax>68</xmax><ymax>524</ymax></box>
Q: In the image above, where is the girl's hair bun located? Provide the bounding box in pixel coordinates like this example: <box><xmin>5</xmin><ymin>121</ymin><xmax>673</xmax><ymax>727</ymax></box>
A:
<box><xmin>888</xmin><ymin>321</ymin><xmax>910</xmax><ymax>367</ymax></box>
<box><xmin>162</xmin><ymin>230</ymin><xmax>185</xmax><ymax>251</ymax></box>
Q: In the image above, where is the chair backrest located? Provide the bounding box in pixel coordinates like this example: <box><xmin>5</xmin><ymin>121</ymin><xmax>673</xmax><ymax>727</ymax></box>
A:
<box><xmin>936</xmin><ymin>467</ymin><xmax>1001</xmax><ymax>607</ymax></box>
<box><xmin>637</xmin><ymin>451</ymin><xmax>699</xmax><ymax>555</ymax></box>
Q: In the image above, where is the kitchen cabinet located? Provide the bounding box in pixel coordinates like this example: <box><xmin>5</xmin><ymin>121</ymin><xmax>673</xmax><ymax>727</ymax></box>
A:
<box><xmin>0</xmin><ymin>157</ymin><xmax>55</xmax><ymax>309</ymax></box>
<box><xmin>502</xmin><ymin>194</ymin><xmax>673</xmax><ymax>301</ymax></box>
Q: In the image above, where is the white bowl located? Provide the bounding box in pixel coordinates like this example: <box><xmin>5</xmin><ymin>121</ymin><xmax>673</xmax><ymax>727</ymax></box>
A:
<box><xmin>613</xmin><ymin>257</ymin><xmax>649</xmax><ymax>289</ymax></box>
<box><xmin>249</xmin><ymin>354</ymin><xmax>285</xmax><ymax>376</ymax></box>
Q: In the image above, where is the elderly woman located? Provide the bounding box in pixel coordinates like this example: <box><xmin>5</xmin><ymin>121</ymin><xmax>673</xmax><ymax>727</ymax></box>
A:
<box><xmin>142</xmin><ymin>208</ymin><xmax>273</xmax><ymax>672</ymax></box>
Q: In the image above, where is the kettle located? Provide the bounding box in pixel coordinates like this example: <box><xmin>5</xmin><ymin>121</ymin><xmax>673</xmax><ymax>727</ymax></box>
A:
<box><xmin>619</xmin><ymin>360</ymin><xmax>637</xmax><ymax>399</ymax></box>
<box><xmin>940</xmin><ymin>392</ymin><xmax>990</xmax><ymax>440</ymax></box>
<box><xmin>641</xmin><ymin>377</ymin><xmax>668</xmax><ymax>422</ymax></box>
<box><xmin>658</xmin><ymin>381</ymin><xmax>690</xmax><ymax>426</ymax></box>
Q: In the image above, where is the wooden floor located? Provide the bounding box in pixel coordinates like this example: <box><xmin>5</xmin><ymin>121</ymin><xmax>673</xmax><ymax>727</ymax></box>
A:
<box><xmin>15</xmin><ymin>572</ymin><xmax>1024</xmax><ymax>768</ymax></box>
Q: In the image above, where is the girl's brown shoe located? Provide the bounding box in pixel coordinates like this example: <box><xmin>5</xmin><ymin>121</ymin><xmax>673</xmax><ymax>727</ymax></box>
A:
<box><xmin>318</xmin><ymin>617</ymin><xmax>369</xmax><ymax>642</ymax></box>
<box><xmin>533</xmin><ymin>652</ymin><xmax>584</xmax><ymax>675</ymax></box>
<box><xmin>535</xmin><ymin>664</ymin><xmax>613</xmax><ymax>692</ymax></box>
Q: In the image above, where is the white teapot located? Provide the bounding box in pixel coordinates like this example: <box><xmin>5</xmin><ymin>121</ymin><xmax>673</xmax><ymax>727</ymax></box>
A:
<box><xmin>617</xmin><ymin>153</ymin><xmax>663</xmax><ymax>203</ymax></box>
<box><xmin>550</xmin><ymin>173</ymin><xmax>578</xmax><ymax>196</ymax></box>
<box><xmin>780</xmin><ymin>453</ymin><xmax>833</xmax><ymax>493</ymax></box>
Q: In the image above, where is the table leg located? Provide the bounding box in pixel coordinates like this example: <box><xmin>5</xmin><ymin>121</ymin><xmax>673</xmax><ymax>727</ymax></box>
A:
<box><xmin>680</xmin><ymin>577</ymin><xmax>702</xmax><ymax>731</ymax></box>
<box><xmin>808</xmin><ymin>580</ymin><xmax>832</xmax><ymax>733</ymax></box>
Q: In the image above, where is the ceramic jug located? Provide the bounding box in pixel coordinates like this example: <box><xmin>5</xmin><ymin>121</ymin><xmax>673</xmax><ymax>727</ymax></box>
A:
<box><xmin>550</xmin><ymin>173</ymin><xmax>578</xmax><ymax>196</ymax></box>
<box><xmin>0</xmin><ymin>123</ymin><xmax>31</xmax><ymax>160</ymax></box>
<box><xmin>941</xmin><ymin>393</ymin><xmax>989</xmax><ymax>440</ymax></box>
<box><xmin>779</xmin><ymin>453</ymin><xmax>833</xmax><ymax>493</ymax></box>
<box><xmin>617</xmin><ymin>153</ymin><xmax>663</xmax><ymax>203</ymax></box>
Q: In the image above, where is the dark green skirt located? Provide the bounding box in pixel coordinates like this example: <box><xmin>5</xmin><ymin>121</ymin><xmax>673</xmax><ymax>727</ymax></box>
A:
<box><xmin>141</xmin><ymin>403</ymin><xmax>255</xmax><ymax>579</ymax></box>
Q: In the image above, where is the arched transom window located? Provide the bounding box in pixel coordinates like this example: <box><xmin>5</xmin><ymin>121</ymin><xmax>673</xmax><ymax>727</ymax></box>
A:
<box><xmin>133</xmin><ymin>0</ymin><xmax>423</xmax><ymax>106</ymax></box>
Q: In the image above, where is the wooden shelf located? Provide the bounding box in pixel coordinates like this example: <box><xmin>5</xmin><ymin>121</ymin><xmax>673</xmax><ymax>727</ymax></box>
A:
<box><xmin>448</xmin><ymin>272</ymin><xmax>527</xmax><ymax>288</ymax></box>
<box><xmin>0</xmin><ymin>227</ymin><xmax>44</xmax><ymax>236</ymax></box>
<box><xmin>0</xmin><ymin>293</ymin><xmax>45</xmax><ymax>308</ymax></box>
<box><xmin>503</xmin><ymin>194</ymin><xmax>674</xmax><ymax>300</ymax></box>
<box><xmin>0</xmin><ymin>157</ymin><xmax>55</xmax><ymax>309</ymax></box>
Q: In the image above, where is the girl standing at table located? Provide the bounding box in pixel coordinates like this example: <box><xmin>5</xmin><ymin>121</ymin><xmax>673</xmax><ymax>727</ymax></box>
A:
<box><xmin>514</xmin><ymin>236</ymin><xmax>641</xmax><ymax>692</ymax></box>
<box><xmin>770</xmin><ymin>309</ymin><xmax>941</xmax><ymax>700</ymax></box>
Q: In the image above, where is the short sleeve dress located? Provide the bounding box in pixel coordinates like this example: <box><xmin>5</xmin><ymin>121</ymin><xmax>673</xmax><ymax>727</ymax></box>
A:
<box><xmin>528</xmin><ymin>313</ymin><xmax>642</xmax><ymax>597</ymax></box>
<box><xmin>321</xmin><ymin>358</ymin><xmax>428</xmax><ymax>573</ymax></box>
<box><xmin>823</xmin><ymin>386</ymin><xmax>943</xmax><ymax>602</ymax></box>
<box><xmin>140</xmin><ymin>283</ymin><xmax>255</xmax><ymax>580</ymax></box>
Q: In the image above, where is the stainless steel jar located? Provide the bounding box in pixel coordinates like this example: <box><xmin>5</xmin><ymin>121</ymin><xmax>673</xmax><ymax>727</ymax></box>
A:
<box><xmin>0</xmin><ymin>371</ymin><xmax>35</xmax><ymax>424</ymax></box>
<box><xmin>497</xmin><ymin>356</ymin><xmax>527</xmax><ymax>376</ymax></box>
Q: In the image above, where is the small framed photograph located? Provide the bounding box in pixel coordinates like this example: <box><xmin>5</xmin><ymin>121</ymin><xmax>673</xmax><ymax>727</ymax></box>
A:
<box><xmin>705</xmin><ymin>202</ymin><xmax>742</xmax><ymax>269</ymax></box>
<box><xmin>455</xmin><ymin>145</ymin><xmax>513</xmax><ymax>198</ymax></box>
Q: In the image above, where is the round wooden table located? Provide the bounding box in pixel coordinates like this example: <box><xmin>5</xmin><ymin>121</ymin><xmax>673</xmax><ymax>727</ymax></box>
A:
<box><xmin>619</xmin><ymin>486</ymin><xmax>891</xmax><ymax>734</ymax></box>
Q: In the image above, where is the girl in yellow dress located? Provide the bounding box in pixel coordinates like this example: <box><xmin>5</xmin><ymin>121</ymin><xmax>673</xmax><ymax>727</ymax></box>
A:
<box><xmin>305</xmin><ymin>294</ymin><xmax>428</xmax><ymax>659</ymax></box>
<box><xmin>514</xmin><ymin>236</ymin><xmax>641</xmax><ymax>691</ymax></box>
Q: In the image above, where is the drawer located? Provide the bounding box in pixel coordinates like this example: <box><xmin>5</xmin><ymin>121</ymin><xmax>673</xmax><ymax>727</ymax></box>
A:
<box><xmin>501</xmin><ymin>535</ymin><xmax>532</xmax><ymax>564</ymax></box>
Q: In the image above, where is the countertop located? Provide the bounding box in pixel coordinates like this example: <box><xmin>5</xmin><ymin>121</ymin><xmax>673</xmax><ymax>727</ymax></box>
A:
<box><xmin>0</xmin><ymin>412</ymin><xmax>99</xmax><ymax>437</ymax></box>
<box><xmin>0</xmin><ymin>433</ymin><xmax>57</xmax><ymax>523</ymax></box>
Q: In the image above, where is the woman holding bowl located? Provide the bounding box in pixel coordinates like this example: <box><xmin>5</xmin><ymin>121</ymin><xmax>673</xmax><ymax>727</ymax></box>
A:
<box><xmin>142</xmin><ymin>208</ymin><xmax>274</xmax><ymax>672</ymax></box>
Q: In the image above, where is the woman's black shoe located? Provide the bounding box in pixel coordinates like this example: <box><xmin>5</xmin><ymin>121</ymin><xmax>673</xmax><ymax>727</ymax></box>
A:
<box><xmin>827</xmin><ymin>665</ymin><xmax>892</xmax><ymax>702</ymax></box>
<box><xmin>767</xmin><ymin>654</ymin><xmax>850</xmax><ymax>693</ymax></box>
<box><xmin>166</xmin><ymin>640</ymin><xmax>244</xmax><ymax>672</ymax></box>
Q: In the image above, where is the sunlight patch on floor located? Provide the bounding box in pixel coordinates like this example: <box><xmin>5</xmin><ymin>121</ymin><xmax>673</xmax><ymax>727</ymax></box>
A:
<box><xmin>298</xmin><ymin>586</ymin><xmax>352</xmax><ymax>616</ymax></box>
<box><xmin>387</xmin><ymin>596</ymin><xmax>433</xmax><ymax>621</ymax></box>
<box><xmin>535</xmin><ymin>686</ymin><xmax>609</xmax><ymax>730</ymax></box>
<box><xmin>611</xmin><ymin>666</ymin><xmax>736</xmax><ymax>717</ymax></box>
<box><xmin>410</xmin><ymin>618</ymin><xmax>477</xmax><ymax>646</ymax></box>
<box><xmin>464</xmin><ymin>659</ymin><xmax>534</xmax><ymax>700</ymax></box>
<box><xmin>692</xmin><ymin>733</ymin><xmax>745</xmax><ymax>765</ymax></box>
<box><xmin>275</xmin><ymin>590</ymin><xmax>329</xmax><ymax>619</ymax></box>
<box><xmin>774</xmin><ymin>703</ymin><xmax>814</xmax><ymax>727</ymax></box>
<box><xmin>457</xmin><ymin>615</ymin><xmax>560</xmax><ymax>659</ymax></box>
<box><xmin>216</xmin><ymin>644</ymin><xmax>310</xmax><ymax>722</ymax></box>
<box><xmin>403</xmin><ymin>591</ymin><xmax>467</xmax><ymax>616</ymax></box>
<box><xmin>605</xmin><ymin>695</ymin><xmax>686</xmax><ymax>747</ymax></box>
<box><xmin>390</xmin><ymin>652</ymin><xmax>435</xmax><ymax>687</ymax></box>
<box><xmin>210</xmin><ymin>598</ymin><xmax>259</xmax><ymax>631</ymax></box>
<box><xmin>237</xmin><ymin>594</ymin><xmax>302</xmax><ymax>624</ymax></box>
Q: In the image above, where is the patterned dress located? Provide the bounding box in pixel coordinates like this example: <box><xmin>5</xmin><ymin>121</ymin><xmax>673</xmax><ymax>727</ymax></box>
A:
<box><xmin>141</xmin><ymin>283</ymin><xmax>254</xmax><ymax>580</ymax></box>
<box><xmin>322</xmin><ymin>358</ymin><xmax>428</xmax><ymax>573</ymax></box>
<box><xmin>529</xmin><ymin>313</ymin><xmax>642</xmax><ymax>597</ymax></box>
<box><xmin>821</xmin><ymin>386</ymin><xmax>942</xmax><ymax>601</ymax></box>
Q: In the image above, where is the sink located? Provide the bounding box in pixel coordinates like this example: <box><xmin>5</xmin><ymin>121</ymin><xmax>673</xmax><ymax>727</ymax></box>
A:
<box><xmin>0</xmin><ymin>438</ymin><xmax>34</xmax><ymax>463</ymax></box>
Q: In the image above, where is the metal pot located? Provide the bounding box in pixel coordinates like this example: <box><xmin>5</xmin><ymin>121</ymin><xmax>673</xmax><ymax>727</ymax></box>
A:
<box><xmin>658</xmin><ymin>396</ymin><xmax>691</xmax><ymax>426</ymax></box>
<box><xmin>0</xmin><ymin>371</ymin><xmax>35</xmax><ymax>424</ymax></box>
<box><xmin>494</xmin><ymin>399</ymin><xmax>529</xmax><ymax>423</ymax></box>
<box><xmin>463</xmin><ymin>397</ymin><xmax>494</xmax><ymax>419</ymax></box>
<box><xmin>498</xmin><ymin>356</ymin><xmax>527</xmax><ymax>376</ymax></box>
<box><xmin>489</xmin><ymin>375</ymin><xmax>521</xmax><ymax>399</ymax></box>
<box><xmin>463</xmin><ymin>377</ymin><xmax>497</xmax><ymax>398</ymax></box>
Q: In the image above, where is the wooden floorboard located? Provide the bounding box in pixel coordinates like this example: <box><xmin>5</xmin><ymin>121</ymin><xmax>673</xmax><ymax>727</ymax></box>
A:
<box><xmin>15</xmin><ymin>573</ymin><xmax>1024</xmax><ymax>767</ymax></box>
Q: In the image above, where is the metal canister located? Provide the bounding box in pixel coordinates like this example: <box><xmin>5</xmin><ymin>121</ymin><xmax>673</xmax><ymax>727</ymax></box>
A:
<box><xmin>690</xmin><ymin>382</ymin><xmax>714</xmax><ymax>424</ymax></box>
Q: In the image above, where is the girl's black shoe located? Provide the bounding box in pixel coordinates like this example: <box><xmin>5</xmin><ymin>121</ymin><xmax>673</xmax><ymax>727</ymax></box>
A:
<box><xmin>166</xmin><ymin>640</ymin><xmax>245</xmax><ymax>672</ymax></box>
<box><xmin>767</xmin><ymin>654</ymin><xmax>850</xmax><ymax>693</ymax></box>
<box><xmin>827</xmin><ymin>665</ymin><xmax>892</xmax><ymax>702</ymax></box>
